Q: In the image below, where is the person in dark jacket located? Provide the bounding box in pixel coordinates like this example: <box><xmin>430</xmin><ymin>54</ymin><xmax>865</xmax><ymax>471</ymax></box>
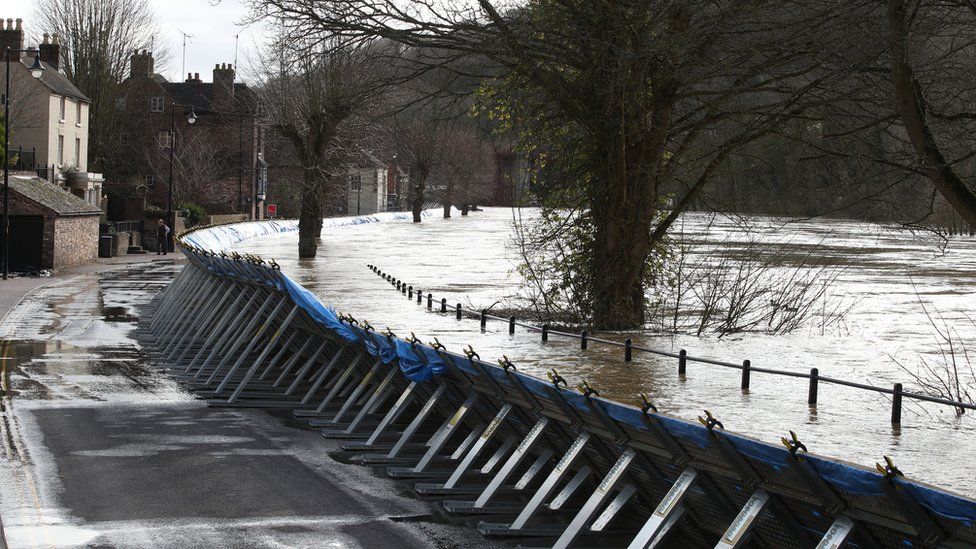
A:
<box><xmin>156</xmin><ymin>219</ymin><xmax>171</xmax><ymax>255</ymax></box>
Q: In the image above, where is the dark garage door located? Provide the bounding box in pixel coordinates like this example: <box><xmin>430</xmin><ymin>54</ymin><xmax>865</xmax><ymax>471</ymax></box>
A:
<box><xmin>10</xmin><ymin>215</ymin><xmax>44</xmax><ymax>272</ymax></box>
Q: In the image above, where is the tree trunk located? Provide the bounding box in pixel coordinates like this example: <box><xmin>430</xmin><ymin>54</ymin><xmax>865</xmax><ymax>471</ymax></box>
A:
<box><xmin>888</xmin><ymin>0</ymin><xmax>976</xmax><ymax>227</ymax></box>
<box><xmin>412</xmin><ymin>173</ymin><xmax>426</xmax><ymax>223</ymax></box>
<box><xmin>461</xmin><ymin>203</ymin><xmax>469</xmax><ymax>216</ymax></box>
<box><xmin>298</xmin><ymin>172</ymin><xmax>321</xmax><ymax>258</ymax></box>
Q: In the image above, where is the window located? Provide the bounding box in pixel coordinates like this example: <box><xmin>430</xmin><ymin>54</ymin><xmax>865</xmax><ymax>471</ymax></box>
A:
<box><xmin>57</xmin><ymin>135</ymin><xmax>64</xmax><ymax>164</ymax></box>
<box><xmin>59</xmin><ymin>96</ymin><xmax>66</xmax><ymax>120</ymax></box>
<box><xmin>146</xmin><ymin>174</ymin><xmax>155</xmax><ymax>186</ymax></box>
<box><xmin>150</xmin><ymin>96</ymin><xmax>165</xmax><ymax>112</ymax></box>
<box><xmin>158</xmin><ymin>130</ymin><xmax>172</xmax><ymax>148</ymax></box>
<box><xmin>74</xmin><ymin>138</ymin><xmax>81</xmax><ymax>166</ymax></box>
<box><xmin>76</xmin><ymin>101</ymin><xmax>82</xmax><ymax>124</ymax></box>
<box><xmin>120</xmin><ymin>133</ymin><xmax>128</xmax><ymax>144</ymax></box>
<box><xmin>349</xmin><ymin>173</ymin><xmax>362</xmax><ymax>190</ymax></box>
<box><xmin>115</xmin><ymin>96</ymin><xmax>126</xmax><ymax>111</ymax></box>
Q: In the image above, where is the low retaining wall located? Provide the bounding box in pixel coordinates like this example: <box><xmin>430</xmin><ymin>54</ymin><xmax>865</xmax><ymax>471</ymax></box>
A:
<box><xmin>139</xmin><ymin>215</ymin><xmax>976</xmax><ymax>549</ymax></box>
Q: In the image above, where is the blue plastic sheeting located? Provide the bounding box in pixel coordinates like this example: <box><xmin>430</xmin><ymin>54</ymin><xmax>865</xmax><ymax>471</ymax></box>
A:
<box><xmin>179</xmin><ymin>218</ymin><xmax>976</xmax><ymax>527</ymax></box>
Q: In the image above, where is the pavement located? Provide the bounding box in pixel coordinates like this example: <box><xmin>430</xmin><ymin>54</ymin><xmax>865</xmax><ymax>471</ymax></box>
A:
<box><xmin>0</xmin><ymin>257</ymin><xmax>501</xmax><ymax>548</ymax></box>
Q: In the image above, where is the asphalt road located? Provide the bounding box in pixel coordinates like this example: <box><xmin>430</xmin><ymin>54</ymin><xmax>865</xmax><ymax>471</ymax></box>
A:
<box><xmin>0</xmin><ymin>260</ymin><xmax>498</xmax><ymax>548</ymax></box>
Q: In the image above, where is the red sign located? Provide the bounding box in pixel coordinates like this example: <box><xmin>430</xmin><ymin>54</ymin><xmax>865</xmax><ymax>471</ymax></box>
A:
<box><xmin>266</xmin><ymin>204</ymin><xmax>277</xmax><ymax>217</ymax></box>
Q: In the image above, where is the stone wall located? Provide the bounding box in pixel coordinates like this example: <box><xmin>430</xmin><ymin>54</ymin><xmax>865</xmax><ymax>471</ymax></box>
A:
<box><xmin>8</xmin><ymin>189</ymin><xmax>55</xmax><ymax>268</ymax></box>
<box><xmin>52</xmin><ymin>215</ymin><xmax>99</xmax><ymax>268</ymax></box>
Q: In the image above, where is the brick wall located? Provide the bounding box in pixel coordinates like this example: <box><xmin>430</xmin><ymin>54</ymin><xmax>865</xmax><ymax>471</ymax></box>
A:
<box><xmin>52</xmin><ymin>215</ymin><xmax>99</xmax><ymax>268</ymax></box>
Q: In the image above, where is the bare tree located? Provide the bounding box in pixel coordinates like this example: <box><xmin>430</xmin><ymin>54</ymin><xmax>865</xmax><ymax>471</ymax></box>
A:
<box><xmin>394</xmin><ymin>115</ymin><xmax>450</xmax><ymax>222</ymax></box>
<box><xmin>433</xmin><ymin>125</ymin><xmax>493</xmax><ymax>217</ymax></box>
<box><xmin>256</xmin><ymin>32</ymin><xmax>388</xmax><ymax>256</ymax></box>
<box><xmin>246</xmin><ymin>0</ymin><xmax>866</xmax><ymax>329</ymax></box>
<box><xmin>33</xmin><ymin>0</ymin><xmax>164</xmax><ymax>171</ymax></box>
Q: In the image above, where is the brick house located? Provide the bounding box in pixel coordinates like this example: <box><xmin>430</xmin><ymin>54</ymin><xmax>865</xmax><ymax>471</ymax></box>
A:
<box><xmin>0</xmin><ymin>18</ymin><xmax>104</xmax><ymax>207</ymax></box>
<box><xmin>7</xmin><ymin>175</ymin><xmax>101</xmax><ymax>271</ymax></box>
<box><xmin>112</xmin><ymin>50</ymin><xmax>262</xmax><ymax>219</ymax></box>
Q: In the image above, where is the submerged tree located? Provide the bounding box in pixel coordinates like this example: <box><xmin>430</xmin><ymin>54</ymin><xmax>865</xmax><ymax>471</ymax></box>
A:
<box><xmin>257</xmin><ymin>34</ymin><xmax>388</xmax><ymax>257</ymax></box>
<box><xmin>249</xmin><ymin>0</ymin><xmax>860</xmax><ymax>328</ymax></box>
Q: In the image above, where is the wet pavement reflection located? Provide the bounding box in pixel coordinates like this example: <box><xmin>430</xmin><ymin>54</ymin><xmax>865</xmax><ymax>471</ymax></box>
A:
<box><xmin>232</xmin><ymin>207</ymin><xmax>976</xmax><ymax>497</ymax></box>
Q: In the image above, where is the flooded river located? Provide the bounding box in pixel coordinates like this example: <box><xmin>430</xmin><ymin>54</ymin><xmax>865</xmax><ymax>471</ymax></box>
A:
<box><xmin>232</xmin><ymin>207</ymin><xmax>976</xmax><ymax>497</ymax></box>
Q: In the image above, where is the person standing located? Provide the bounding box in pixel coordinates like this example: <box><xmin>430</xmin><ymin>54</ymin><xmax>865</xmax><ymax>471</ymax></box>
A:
<box><xmin>156</xmin><ymin>219</ymin><xmax>171</xmax><ymax>255</ymax></box>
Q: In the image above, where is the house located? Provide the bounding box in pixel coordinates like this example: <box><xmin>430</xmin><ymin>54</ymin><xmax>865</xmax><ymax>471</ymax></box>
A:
<box><xmin>346</xmin><ymin>154</ymin><xmax>388</xmax><ymax>215</ymax></box>
<box><xmin>114</xmin><ymin>50</ymin><xmax>262</xmax><ymax>219</ymax></box>
<box><xmin>0</xmin><ymin>18</ymin><xmax>103</xmax><ymax>208</ymax></box>
<box><xmin>6</xmin><ymin>175</ymin><xmax>102</xmax><ymax>271</ymax></box>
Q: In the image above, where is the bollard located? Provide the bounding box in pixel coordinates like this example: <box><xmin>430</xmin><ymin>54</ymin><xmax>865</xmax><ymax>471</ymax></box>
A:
<box><xmin>401</xmin><ymin>284</ymin><xmax>407</xmax><ymax>295</ymax></box>
<box><xmin>480</xmin><ymin>309</ymin><xmax>487</xmax><ymax>331</ymax></box>
<box><xmin>542</xmin><ymin>324</ymin><xmax>549</xmax><ymax>342</ymax></box>
<box><xmin>417</xmin><ymin>290</ymin><xmax>422</xmax><ymax>304</ymax></box>
<box><xmin>428</xmin><ymin>293</ymin><xmax>433</xmax><ymax>310</ymax></box>
<box><xmin>892</xmin><ymin>383</ymin><xmax>903</xmax><ymax>425</ymax></box>
<box><xmin>581</xmin><ymin>330</ymin><xmax>588</xmax><ymax>350</ymax></box>
<box><xmin>456</xmin><ymin>303</ymin><xmax>462</xmax><ymax>320</ymax></box>
<box><xmin>808</xmin><ymin>368</ymin><xmax>819</xmax><ymax>405</ymax></box>
<box><xmin>624</xmin><ymin>339</ymin><xmax>633</xmax><ymax>362</ymax></box>
<box><xmin>741</xmin><ymin>360</ymin><xmax>751</xmax><ymax>390</ymax></box>
<box><xmin>408</xmin><ymin>285</ymin><xmax>413</xmax><ymax>298</ymax></box>
<box><xmin>509</xmin><ymin>316</ymin><xmax>515</xmax><ymax>335</ymax></box>
<box><xmin>678</xmin><ymin>349</ymin><xmax>687</xmax><ymax>375</ymax></box>
<box><xmin>441</xmin><ymin>298</ymin><xmax>447</xmax><ymax>313</ymax></box>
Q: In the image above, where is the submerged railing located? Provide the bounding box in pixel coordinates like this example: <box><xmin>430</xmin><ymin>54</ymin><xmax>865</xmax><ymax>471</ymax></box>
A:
<box><xmin>365</xmin><ymin>265</ymin><xmax>976</xmax><ymax>424</ymax></box>
<box><xmin>138</xmin><ymin>217</ymin><xmax>976</xmax><ymax>549</ymax></box>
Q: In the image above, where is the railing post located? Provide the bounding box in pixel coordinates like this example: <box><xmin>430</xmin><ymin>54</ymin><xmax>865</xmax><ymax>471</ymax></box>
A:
<box><xmin>509</xmin><ymin>316</ymin><xmax>516</xmax><ymax>335</ymax></box>
<box><xmin>542</xmin><ymin>324</ymin><xmax>549</xmax><ymax>342</ymax></box>
<box><xmin>401</xmin><ymin>283</ymin><xmax>407</xmax><ymax>295</ymax></box>
<box><xmin>581</xmin><ymin>330</ymin><xmax>588</xmax><ymax>350</ymax></box>
<box><xmin>417</xmin><ymin>289</ymin><xmax>423</xmax><ymax>304</ymax></box>
<box><xmin>456</xmin><ymin>303</ymin><xmax>462</xmax><ymax>320</ymax></box>
<box><xmin>408</xmin><ymin>285</ymin><xmax>413</xmax><ymax>298</ymax></box>
<box><xmin>892</xmin><ymin>383</ymin><xmax>903</xmax><ymax>425</ymax></box>
<box><xmin>678</xmin><ymin>349</ymin><xmax>687</xmax><ymax>375</ymax></box>
<box><xmin>808</xmin><ymin>368</ymin><xmax>819</xmax><ymax>405</ymax></box>
<box><xmin>440</xmin><ymin>297</ymin><xmax>446</xmax><ymax>313</ymax></box>
<box><xmin>428</xmin><ymin>293</ymin><xmax>433</xmax><ymax>310</ymax></box>
<box><xmin>624</xmin><ymin>339</ymin><xmax>633</xmax><ymax>362</ymax></box>
<box><xmin>480</xmin><ymin>309</ymin><xmax>487</xmax><ymax>331</ymax></box>
<box><xmin>741</xmin><ymin>360</ymin><xmax>751</xmax><ymax>390</ymax></box>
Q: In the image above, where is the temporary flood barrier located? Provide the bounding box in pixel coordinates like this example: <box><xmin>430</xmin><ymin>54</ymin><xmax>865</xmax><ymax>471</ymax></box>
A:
<box><xmin>139</xmin><ymin>217</ymin><xmax>976</xmax><ymax>549</ymax></box>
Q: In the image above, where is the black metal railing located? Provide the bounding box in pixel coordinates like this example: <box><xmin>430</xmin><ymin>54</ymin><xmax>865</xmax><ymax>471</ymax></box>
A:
<box><xmin>367</xmin><ymin>264</ymin><xmax>976</xmax><ymax>424</ymax></box>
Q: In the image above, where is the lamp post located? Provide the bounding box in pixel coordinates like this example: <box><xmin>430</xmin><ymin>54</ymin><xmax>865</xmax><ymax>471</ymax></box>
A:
<box><xmin>165</xmin><ymin>102</ymin><xmax>196</xmax><ymax>252</ymax></box>
<box><xmin>3</xmin><ymin>47</ymin><xmax>44</xmax><ymax>280</ymax></box>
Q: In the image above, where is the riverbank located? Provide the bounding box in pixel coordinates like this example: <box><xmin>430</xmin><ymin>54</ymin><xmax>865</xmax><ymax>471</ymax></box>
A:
<box><xmin>0</xmin><ymin>258</ymin><xmax>500</xmax><ymax>548</ymax></box>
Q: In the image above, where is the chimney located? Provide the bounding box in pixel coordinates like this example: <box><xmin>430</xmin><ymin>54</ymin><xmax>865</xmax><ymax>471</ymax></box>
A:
<box><xmin>129</xmin><ymin>49</ymin><xmax>154</xmax><ymax>79</ymax></box>
<box><xmin>185</xmin><ymin>72</ymin><xmax>201</xmax><ymax>83</ymax></box>
<box><xmin>213</xmin><ymin>62</ymin><xmax>235</xmax><ymax>112</ymax></box>
<box><xmin>39</xmin><ymin>32</ymin><xmax>60</xmax><ymax>70</ymax></box>
<box><xmin>0</xmin><ymin>18</ymin><xmax>24</xmax><ymax>59</ymax></box>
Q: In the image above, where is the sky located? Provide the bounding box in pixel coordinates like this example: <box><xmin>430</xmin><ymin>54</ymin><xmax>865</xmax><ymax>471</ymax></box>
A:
<box><xmin>4</xmin><ymin>0</ymin><xmax>267</xmax><ymax>84</ymax></box>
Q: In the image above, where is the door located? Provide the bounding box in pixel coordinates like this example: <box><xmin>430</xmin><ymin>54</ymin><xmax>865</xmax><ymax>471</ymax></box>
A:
<box><xmin>9</xmin><ymin>215</ymin><xmax>44</xmax><ymax>271</ymax></box>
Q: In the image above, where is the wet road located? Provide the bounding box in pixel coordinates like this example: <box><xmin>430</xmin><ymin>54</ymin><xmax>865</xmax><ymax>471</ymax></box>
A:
<box><xmin>0</xmin><ymin>260</ymin><xmax>498</xmax><ymax>548</ymax></box>
<box><xmin>232</xmin><ymin>208</ymin><xmax>976</xmax><ymax>497</ymax></box>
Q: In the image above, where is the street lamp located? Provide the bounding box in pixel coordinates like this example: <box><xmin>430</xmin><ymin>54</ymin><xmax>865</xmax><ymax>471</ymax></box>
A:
<box><xmin>3</xmin><ymin>48</ymin><xmax>44</xmax><ymax>280</ymax></box>
<box><xmin>165</xmin><ymin>102</ymin><xmax>196</xmax><ymax>252</ymax></box>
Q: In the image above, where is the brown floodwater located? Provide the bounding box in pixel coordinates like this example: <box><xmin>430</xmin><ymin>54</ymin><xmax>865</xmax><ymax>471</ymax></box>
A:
<box><xmin>231</xmin><ymin>207</ymin><xmax>976</xmax><ymax>497</ymax></box>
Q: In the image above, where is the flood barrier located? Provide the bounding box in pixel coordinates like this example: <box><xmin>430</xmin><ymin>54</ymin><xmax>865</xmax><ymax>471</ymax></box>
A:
<box><xmin>139</xmin><ymin>217</ymin><xmax>976</xmax><ymax>549</ymax></box>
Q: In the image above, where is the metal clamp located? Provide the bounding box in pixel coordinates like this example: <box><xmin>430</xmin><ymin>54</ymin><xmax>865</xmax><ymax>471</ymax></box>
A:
<box><xmin>547</xmin><ymin>369</ymin><xmax>567</xmax><ymax>388</ymax></box>
<box><xmin>781</xmin><ymin>430</ymin><xmax>807</xmax><ymax>455</ymax></box>
<box><xmin>497</xmin><ymin>355</ymin><xmax>514</xmax><ymax>371</ymax></box>
<box><xmin>407</xmin><ymin>332</ymin><xmax>421</xmax><ymax>346</ymax></box>
<box><xmin>362</xmin><ymin>320</ymin><xmax>374</xmax><ymax>333</ymax></box>
<box><xmin>382</xmin><ymin>328</ymin><xmax>397</xmax><ymax>340</ymax></box>
<box><xmin>876</xmin><ymin>456</ymin><xmax>903</xmax><ymax>479</ymax></box>
<box><xmin>429</xmin><ymin>337</ymin><xmax>446</xmax><ymax>352</ymax></box>
<box><xmin>698</xmin><ymin>410</ymin><xmax>724</xmax><ymax>431</ymax></box>
<box><xmin>638</xmin><ymin>393</ymin><xmax>657</xmax><ymax>414</ymax></box>
<box><xmin>577</xmin><ymin>379</ymin><xmax>599</xmax><ymax>398</ymax></box>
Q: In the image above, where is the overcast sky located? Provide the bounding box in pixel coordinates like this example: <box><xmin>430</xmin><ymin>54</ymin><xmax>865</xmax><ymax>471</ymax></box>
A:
<box><xmin>4</xmin><ymin>0</ymin><xmax>267</xmax><ymax>84</ymax></box>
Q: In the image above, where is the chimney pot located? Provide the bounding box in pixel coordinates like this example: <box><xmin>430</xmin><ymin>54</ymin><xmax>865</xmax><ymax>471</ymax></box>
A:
<box><xmin>194</xmin><ymin>72</ymin><xmax>199</xmax><ymax>80</ymax></box>
<box><xmin>43</xmin><ymin>33</ymin><xmax>50</xmax><ymax>44</ymax></box>
<box><xmin>15</xmin><ymin>18</ymin><xmax>22</xmax><ymax>30</ymax></box>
